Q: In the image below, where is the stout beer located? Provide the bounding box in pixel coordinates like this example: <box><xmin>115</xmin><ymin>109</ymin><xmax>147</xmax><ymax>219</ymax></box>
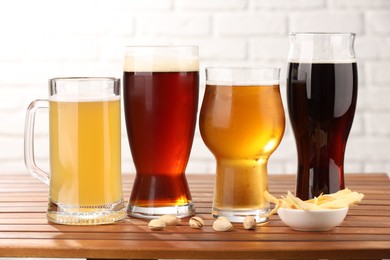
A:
<box><xmin>287</xmin><ymin>62</ymin><xmax>358</xmax><ymax>200</ymax></box>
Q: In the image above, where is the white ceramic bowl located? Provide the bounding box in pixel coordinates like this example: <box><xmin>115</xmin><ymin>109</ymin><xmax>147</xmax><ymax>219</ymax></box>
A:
<box><xmin>277</xmin><ymin>207</ymin><xmax>349</xmax><ymax>231</ymax></box>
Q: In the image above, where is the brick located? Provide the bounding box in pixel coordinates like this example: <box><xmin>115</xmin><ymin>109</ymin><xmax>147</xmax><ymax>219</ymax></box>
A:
<box><xmin>357</xmin><ymin>88</ymin><xmax>390</xmax><ymax>111</ymax></box>
<box><xmin>0</xmin><ymin>137</ymin><xmax>24</xmax><ymax>160</ymax></box>
<box><xmin>269</xmin><ymin>136</ymin><xmax>297</xmax><ymax>161</ymax></box>
<box><xmin>0</xmin><ymin>87</ymin><xmax>30</xmax><ymax>112</ymax></box>
<box><xmin>0</xmin><ymin>160</ymin><xmax>30</xmax><ymax>175</ymax></box>
<box><xmin>366</xmin><ymin>62</ymin><xmax>390</xmax><ymax>84</ymax></box>
<box><xmin>100</xmin><ymin>38</ymin><xmax>128</xmax><ymax>62</ymax></box>
<box><xmin>215</xmin><ymin>13</ymin><xmax>286</xmax><ymax>36</ymax></box>
<box><xmin>177</xmin><ymin>39</ymin><xmax>247</xmax><ymax>60</ymax></box>
<box><xmin>253</xmin><ymin>0</ymin><xmax>325</xmax><ymax>9</ymax></box>
<box><xmin>343</xmin><ymin>163</ymin><xmax>364</xmax><ymax>174</ymax></box>
<box><xmin>98</xmin><ymin>0</ymin><xmax>172</xmax><ymax>10</ymax></box>
<box><xmin>137</xmin><ymin>14</ymin><xmax>211</xmax><ymax>36</ymax></box>
<box><xmin>176</xmin><ymin>0</ymin><xmax>247</xmax><ymax>10</ymax></box>
<box><xmin>186</xmin><ymin>159</ymin><xmax>215</xmax><ymax>174</ymax></box>
<box><xmin>48</xmin><ymin>0</ymin><xmax>98</xmax><ymax>11</ymax></box>
<box><xmin>54</xmin><ymin>11</ymin><xmax>134</xmax><ymax>36</ymax></box>
<box><xmin>366</xmin><ymin>112</ymin><xmax>390</xmax><ymax>135</ymax></box>
<box><xmin>250</xmin><ymin>37</ymin><xmax>289</xmax><ymax>60</ymax></box>
<box><xmin>366</xmin><ymin>11</ymin><xmax>390</xmax><ymax>34</ymax></box>
<box><xmin>355</xmin><ymin>36</ymin><xmax>385</xmax><ymax>59</ymax></box>
<box><xmin>59</xmin><ymin>62</ymin><xmax>122</xmax><ymax>79</ymax></box>
<box><xmin>346</xmin><ymin>136</ymin><xmax>390</xmax><ymax>160</ymax></box>
<box><xmin>347</xmin><ymin>112</ymin><xmax>364</xmax><ymax>136</ymax></box>
<box><xmin>0</xmin><ymin>38</ymin><xmax>24</xmax><ymax>62</ymax></box>
<box><xmin>267</xmin><ymin>159</ymin><xmax>286</xmax><ymax>174</ymax></box>
<box><xmin>364</xmin><ymin>162</ymin><xmax>390</xmax><ymax>175</ymax></box>
<box><xmin>382</xmin><ymin>37</ymin><xmax>390</xmax><ymax>58</ymax></box>
<box><xmin>289</xmin><ymin>11</ymin><xmax>363</xmax><ymax>34</ymax></box>
<box><xmin>120</xmin><ymin>0</ymin><xmax>172</xmax><ymax>10</ymax></box>
<box><xmin>24</xmin><ymin>37</ymin><xmax>99</xmax><ymax>62</ymax></box>
<box><xmin>1</xmin><ymin>111</ymin><xmax>30</xmax><ymax>136</ymax></box>
<box><xmin>328</xmin><ymin>0</ymin><xmax>390</xmax><ymax>8</ymax></box>
<box><xmin>357</xmin><ymin>62</ymin><xmax>365</xmax><ymax>87</ymax></box>
<box><xmin>190</xmin><ymin>135</ymin><xmax>214</xmax><ymax>160</ymax></box>
<box><xmin>0</xmin><ymin>11</ymin><xmax>34</xmax><ymax>36</ymax></box>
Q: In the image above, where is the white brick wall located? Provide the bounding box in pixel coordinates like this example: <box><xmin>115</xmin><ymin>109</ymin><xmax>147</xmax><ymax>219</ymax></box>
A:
<box><xmin>1</xmin><ymin>0</ymin><xmax>390</xmax><ymax>177</ymax></box>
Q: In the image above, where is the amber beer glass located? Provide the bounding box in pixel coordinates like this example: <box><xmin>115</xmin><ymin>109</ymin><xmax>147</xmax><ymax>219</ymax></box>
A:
<box><xmin>199</xmin><ymin>68</ymin><xmax>285</xmax><ymax>222</ymax></box>
<box><xmin>24</xmin><ymin>77</ymin><xmax>125</xmax><ymax>225</ymax></box>
<box><xmin>287</xmin><ymin>33</ymin><xmax>358</xmax><ymax>200</ymax></box>
<box><xmin>123</xmin><ymin>46</ymin><xmax>198</xmax><ymax>218</ymax></box>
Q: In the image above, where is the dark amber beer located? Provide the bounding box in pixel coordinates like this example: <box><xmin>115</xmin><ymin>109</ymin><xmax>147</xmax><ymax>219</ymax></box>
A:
<box><xmin>287</xmin><ymin>33</ymin><xmax>358</xmax><ymax>200</ymax></box>
<box><xmin>123</xmin><ymin>46</ymin><xmax>198</xmax><ymax>218</ymax></box>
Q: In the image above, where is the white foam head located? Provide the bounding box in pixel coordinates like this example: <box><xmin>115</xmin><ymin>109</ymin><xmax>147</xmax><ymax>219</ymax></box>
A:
<box><xmin>206</xmin><ymin>67</ymin><xmax>280</xmax><ymax>86</ymax></box>
<box><xmin>49</xmin><ymin>94</ymin><xmax>120</xmax><ymax>102</ymax></box>
<box><xmin>124</xmin><ymin>46</ymin><xmax>199</xmax><ymax>72</ymax></box>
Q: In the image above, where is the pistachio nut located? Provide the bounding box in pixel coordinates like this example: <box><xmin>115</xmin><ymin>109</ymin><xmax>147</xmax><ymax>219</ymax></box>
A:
<box><xmin>148</xmin><ymin>219</ymin><xmax>166</xmax><ymax>230</ymax></box>
<box><xmin>159</xmin><ymin>214</ymin><xmax>180</xmax><ymax>226</ymax></box>
<box><xmin>189</xmin><ymin>216</ymin><xmax>204</xmax><ymax>229</ymax></box>
<box><xmin>213</xmin><ymin>218</ymin><xmax>233</xmax><ymax>232</ymax></box>
<box><xmin>243</xmin><ymin>215</ymin><xmax>256</xmax><ymax>230</ymax></box>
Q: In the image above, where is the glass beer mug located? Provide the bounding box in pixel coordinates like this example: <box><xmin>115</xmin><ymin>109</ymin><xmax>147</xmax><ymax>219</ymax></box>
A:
<box><xmin>199</xmin><ymin>67</ymin><xmax>285</xmax><ymax>223</ymax></box>
<box><xmin>24</xmin><ymin>77</ymin><xmax>126</xmax><ymax>225</ymax></box>
<box><xmin>123</xmin><ymin>46</ymin><xmax>199</xmax><ymax>218</ymax></box>
<box><xmin>287</xmin><ymin>33</ymin><xmax>358</xmax><ymax>200</ymax></box>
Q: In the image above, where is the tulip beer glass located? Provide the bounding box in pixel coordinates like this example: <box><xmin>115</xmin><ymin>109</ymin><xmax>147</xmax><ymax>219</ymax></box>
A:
<box><xmin>123</xmin><ymin>46</ymin><xmax>199</xmax><ymax>218</ymax></box>
<box><xmin>199</xmin><ymin>68</ymin><xmax>285</xmax><ymax>222</ymax></box>
<box><xmin>24</xmin><ymin>77</ymin><xmax>126</xmax><ymax>225</ymax></box>
<box><xmin>287</xmin><ymin>33</ymin><xmax>358</xmax><ymax>200</ymax></box>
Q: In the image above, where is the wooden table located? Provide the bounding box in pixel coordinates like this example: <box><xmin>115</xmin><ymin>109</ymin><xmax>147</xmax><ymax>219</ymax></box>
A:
<box><xmin>0</xmin><ymin>173</ymin><xmax>389</xmax><ymax>260</ymax></box>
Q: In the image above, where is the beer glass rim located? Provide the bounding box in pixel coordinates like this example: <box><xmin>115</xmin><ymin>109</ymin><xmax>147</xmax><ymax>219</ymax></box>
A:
<box><xmin>206</xmin><ymin>67</ymin><xmax>280</xmax><ymax>86</ymax></box>
<box><xmin>206</xmin><ymin>66</ymin><xmax>280</xmax><ymax>71</ymax></box>
<box><xmin>49</xmin><ymin>77</ymin><xmax>120</xmax><ymax>99</ymax></box>
<box><xmin>49</xmin><ymin>77</ymin><xmax>120</xmax><ymax>82</ymax></box>
<box><xmin>289</xmin><ymin>32</ymin><xmax>356</xmax><ymax>37</ymax></box>
<box><xmin>124</xmin><ymin>45</ymin><xmax>198</xmax><ymax>49</ymax></box>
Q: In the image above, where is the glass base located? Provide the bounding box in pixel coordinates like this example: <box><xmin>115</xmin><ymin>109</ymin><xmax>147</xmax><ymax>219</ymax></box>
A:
<box><xmin>47</xmin><ymin>199</ymin><xmax>126</xmax><ymax>225</ymax></box>
<box><xmin>212</xmin><ymin>207</ymin><xmax>269</xmax><ymax>223</ymax></box>
<box><xmin>127</xmin><ymin>202</ymin><xmax>195</xmax><ymax>219</ymax></box>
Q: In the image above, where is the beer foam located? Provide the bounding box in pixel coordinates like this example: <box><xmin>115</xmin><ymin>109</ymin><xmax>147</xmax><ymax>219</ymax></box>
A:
<box><xmin>49</xmin><ymin>94</ymin><xmax>120</xmax><ymax>102</ymax></box>
<box><xmin>206</xmin><ymin>80</ymin><xmax>279</xmax><ymax>86</ymax></box>
<box><xmin>288</xmin><ymin>59</ymin><xmax>357</xmax><ymax>64</ymax></box>
<box><xmin>124</xmin><ymin>55</ymin><xmax>199</xmax><ymax>72</ymax></box>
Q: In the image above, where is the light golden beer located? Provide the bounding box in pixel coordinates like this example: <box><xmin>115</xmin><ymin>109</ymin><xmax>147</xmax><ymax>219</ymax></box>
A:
<box><xmin>49</xmin><ymin>97</ymin><xmax>122</xmax><ymax>207</ymax></box>
<box><xmin>200</xmin><ymin>84</ymin><xmax>285</xmax><ymax>216</ymax></box>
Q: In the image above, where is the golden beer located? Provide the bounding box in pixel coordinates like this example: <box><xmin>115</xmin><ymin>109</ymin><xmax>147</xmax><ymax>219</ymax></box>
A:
<box><xmin>200</xmin><ymin>83</ymin><xmax>285</xmax><ymax>221</ymax></box>
<box><xmin>49</xmin><ymin>97</ymin><xmax>122</xmax><ymax>207</ymax></box>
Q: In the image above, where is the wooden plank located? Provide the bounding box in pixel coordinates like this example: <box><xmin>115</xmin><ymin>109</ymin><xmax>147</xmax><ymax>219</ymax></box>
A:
<box><xmin>0</xmin><ymin>239</ymin><xmax>389</xmax><ymax>259</ymax></box>
<box><xmin>0</xmin><ymin>173</ymin><xmax>389</xmax><ymax>259</ymax></box>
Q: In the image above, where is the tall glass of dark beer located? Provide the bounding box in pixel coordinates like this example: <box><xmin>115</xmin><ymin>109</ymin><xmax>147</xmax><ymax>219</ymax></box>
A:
<box><xmin>287</xmin><ymin>33</ymin><xmax>358</xmax><ymax>200</ymax></box>
<box><xmin>123</xmin><ymin>46</ymin><xmax>199</xmax><ymax>218</ymax></box>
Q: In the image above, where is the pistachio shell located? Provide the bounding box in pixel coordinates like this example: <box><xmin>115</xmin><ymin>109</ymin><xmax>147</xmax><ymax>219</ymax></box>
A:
<box><xmin>189</xmin><ymin>216</ymin><xmax>204</xmax><ymax>229</ymax></box>
<box><xmin>148</xmin><ymin>219</ymin><xmax>166</xmax><ymax>230</ymax></box>
<box><xmin>159</xmin><ymin>214</ymin><xmax>180</xmax><ymax>226</ymax></box>
<box><xmin>243</xmin><ymin>216</ymin><xmax>256</xmax><ymax>230</ymax></box>
<box><xmin>213</xmin><ymin>219</ymin><xmax>233</xmax><ymax>232</ymax></box>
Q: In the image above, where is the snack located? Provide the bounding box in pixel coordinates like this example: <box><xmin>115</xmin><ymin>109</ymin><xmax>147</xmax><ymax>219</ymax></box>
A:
<box><xmin>264</xmin><ymin>188</ymin><xmax>364</xmax><ymax>217</ymax></box>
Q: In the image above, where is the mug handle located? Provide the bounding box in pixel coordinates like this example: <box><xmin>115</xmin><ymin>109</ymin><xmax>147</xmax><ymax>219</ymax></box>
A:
<box><xmin>24</xmin><ymin>99</ymin><xmax>50</xmax><ymax>186</ymax></box>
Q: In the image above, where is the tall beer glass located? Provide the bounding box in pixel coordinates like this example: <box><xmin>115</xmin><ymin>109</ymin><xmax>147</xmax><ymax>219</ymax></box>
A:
<box><xmin>123</xmin><ymin>46</ymin><xmax>198</xmax><ymax>218</ymax></box>
<box><xmin>199</xmin><ymin>68</ymin><xmax>285</xmax><ymax>223</ymax></box>
<box><xmin>287</xmin><ymin>33</ymin><xmax>358</xmax><ymax>200</ymax></box>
